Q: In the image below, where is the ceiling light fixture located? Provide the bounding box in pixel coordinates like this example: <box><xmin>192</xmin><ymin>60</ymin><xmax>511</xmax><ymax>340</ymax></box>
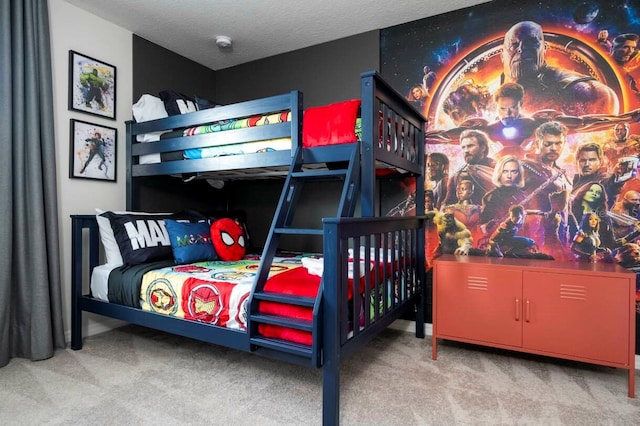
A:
<box><xmin>215</xmin><ymin>35</ymin><xmax>233</xmax><ymax>49</ymax></box>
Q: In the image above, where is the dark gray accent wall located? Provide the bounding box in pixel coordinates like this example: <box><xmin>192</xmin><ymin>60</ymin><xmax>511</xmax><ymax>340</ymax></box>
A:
<box><xmin>215</xmin><ymin>31</ymin><xmax>379</xmax><ymax>107</ymax></box>
<box><xmin>132</xmin><ymin>176</ymin><xmax>229</xmax><ymax>213</ymax></box>
<box><xmin>131</xmin><ymin>30</ymin><xmax>380</xmax><ymax>252</ymax></box>
<box><xmin>131</xmin><ymin>35</ymin><xmax>219</xmax><ymax>214</ymax></box>
<box><xmin>132</xmin><ymin>35</ymin><xmax>216</xmax><ymax>103</ymax></box>
<box><xmin>216</xmin><ymin>31</ymin><xmax>379</xmax><ymax>252</ymax></box>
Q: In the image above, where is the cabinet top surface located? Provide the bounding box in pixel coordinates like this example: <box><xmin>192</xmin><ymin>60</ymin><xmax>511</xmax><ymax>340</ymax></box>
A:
<box><xmin>433</xmin><ymin>254</ymin><xmax>635</xmax><ymax>277</ymax></box>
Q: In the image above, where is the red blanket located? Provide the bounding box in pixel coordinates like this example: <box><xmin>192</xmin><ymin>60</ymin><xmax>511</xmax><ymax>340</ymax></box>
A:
<box><xmin>258</xmin><ymin>258</ymin><xmax>391</xmax><ymax>345</ymax></box>
<box><xmin>258</xmin><ymin>267</ymin><xmax>320</xmax><ymax>345</ymax></box>
<box><xmin>302</xmin><ymin>99</ymin><xmax>361</xmax><ymax>147</ymax></box>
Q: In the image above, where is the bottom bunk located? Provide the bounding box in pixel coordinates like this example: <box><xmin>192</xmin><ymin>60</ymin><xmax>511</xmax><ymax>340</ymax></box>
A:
<box><xmin>70</xmin><ymin>214</ymin><xmax>426</xmax><ymax>425</ymax></box>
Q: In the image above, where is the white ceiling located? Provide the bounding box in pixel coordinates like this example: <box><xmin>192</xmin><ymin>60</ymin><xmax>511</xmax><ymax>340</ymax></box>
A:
<box><xmin>64</xmin><ymin>0</ymin><xmax>489</xmax><ymax>70</ymax></box>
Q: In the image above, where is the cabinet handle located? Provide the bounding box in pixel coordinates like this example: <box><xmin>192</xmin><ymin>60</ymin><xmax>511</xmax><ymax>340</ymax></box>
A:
<box><xmin>525</xmin><ymin>299</ymin><xmax>531</xmax><ymax>322</ymax></box>
<box><xmin>515</xmin><ymin>298</ymin><xmax>520</xmax><ymax>321</ymax></box>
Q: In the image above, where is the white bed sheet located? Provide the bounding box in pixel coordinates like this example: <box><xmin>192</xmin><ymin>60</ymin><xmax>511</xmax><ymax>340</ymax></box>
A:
<box><xmin>90</xmin><ymin>263</ymin><xmax>117</xmax><ymax>302</ymax></box>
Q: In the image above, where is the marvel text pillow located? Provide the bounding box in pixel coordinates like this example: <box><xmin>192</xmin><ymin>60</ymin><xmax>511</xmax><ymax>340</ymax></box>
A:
<box><xmin>104</xmin><ymin>211</ymin><xmax>198</xmax><ymax>266</ymax></box>
<box><xmin>96</xmin><ymin>209</ymin><xmax>175</xmax><ymax>266</ymax></box>
<box><xmin>159</xmin><ymin>90</ymin><xmax>197</xmax><ymax>115</ymax></box>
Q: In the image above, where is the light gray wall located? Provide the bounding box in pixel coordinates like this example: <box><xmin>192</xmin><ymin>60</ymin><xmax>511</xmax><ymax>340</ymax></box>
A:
<box><xmin>50</xmin><ymin>0</ymin><xmax>134</xmax><ymax>339</ymax></box>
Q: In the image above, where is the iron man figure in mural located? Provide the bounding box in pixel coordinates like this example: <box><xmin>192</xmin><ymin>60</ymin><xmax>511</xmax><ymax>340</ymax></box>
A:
<box><xmin>426</xmin><ymin>80</ymin><xmax>640</xmax><ymax>158</ymax></box>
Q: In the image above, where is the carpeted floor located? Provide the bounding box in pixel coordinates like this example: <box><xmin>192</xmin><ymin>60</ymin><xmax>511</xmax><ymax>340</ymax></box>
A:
<box><xmin>0</xmin><ymin>324</ymin><xmax>638</xmax><ymax>425</ymax></box>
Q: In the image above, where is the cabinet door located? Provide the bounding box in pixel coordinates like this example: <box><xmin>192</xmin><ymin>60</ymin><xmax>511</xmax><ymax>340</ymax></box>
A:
<box><xmin>522</xmin><ymin>271</ymin><xmax>630</xmax><ymax>365</ymax></box>
<box><xmin>435</xmin><ymin>262</ymin><xmax>523</xmax><ymax>347</ymax></box>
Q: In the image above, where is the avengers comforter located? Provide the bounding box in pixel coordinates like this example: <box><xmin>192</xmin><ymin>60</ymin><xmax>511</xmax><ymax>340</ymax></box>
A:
<box><xmin>106</xmin><ymin>251</ymin><xmax>394</xmax><ymax>345</ymax></box>
<box><xmin>108</xmin><ymin>254</ymin><xmax>313</xmax><ymax>331</ymax></box>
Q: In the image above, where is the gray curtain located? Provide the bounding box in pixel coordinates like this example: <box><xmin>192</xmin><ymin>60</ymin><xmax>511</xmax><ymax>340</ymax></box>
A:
<box><xmin>0</xmin><ymin>0</ymin><xmax>65</xmax><ymax>368</ymax></box>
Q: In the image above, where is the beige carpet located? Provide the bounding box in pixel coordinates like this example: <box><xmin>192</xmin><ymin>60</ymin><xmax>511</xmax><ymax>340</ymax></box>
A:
<box><xmin>0</xmin><ymin>325</ymin><xmax>638</xmax><ymax>425</ymax></box>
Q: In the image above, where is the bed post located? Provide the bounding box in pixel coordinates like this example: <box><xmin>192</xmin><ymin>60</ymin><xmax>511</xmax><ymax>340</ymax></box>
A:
<box><xmin>71</xmin><ymin>215</ymin><xmax>83</xmax><ymax>350</ymax></box>
<box><xmin>125</xmin><ymin>120</ymin><xmax>134</xmax><ymax>210</ymax></box>
<box><xmin>359</xmin><ymin>72</ymin><xmax>376</xmax><ymax>217</ymax></box>
<box><xmin>415</xmin><ymin>226</ymin><xmax>426</xmax><ymax>339</ymax></box>
<box><xmin>415</xmin><ymin>103</ymin><xmax>426</xmax><ymax>339</ymax></box>
<box><xmin>70</xmin><ymin>215</ymin><xmax>100</xmax><ymax>350</ymax></box>
<box><xmin>322</xmin><ymin>218</ymin><xmax>341</xmax><ymax>426</ymax></box>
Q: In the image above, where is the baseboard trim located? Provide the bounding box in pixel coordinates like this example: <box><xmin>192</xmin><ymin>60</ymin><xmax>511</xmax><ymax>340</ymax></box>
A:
<box><xmin>66</xmin><ymin>318</ymin><xmax>639</xmax><ymax>370</ymax></box>
<box><xmin>64</xmin><ymin>316</ymin><xmax>127</xmax><ymax>345</ymax></box>
<box><xmin>390</xmin><ymin>319</ymin><xmax>640</xmax><ymax>371</ymax></box>
<box><xmin>389</xmin><ymin>318</ymin><xmax>432</xmax><ymax>335</ymax></box>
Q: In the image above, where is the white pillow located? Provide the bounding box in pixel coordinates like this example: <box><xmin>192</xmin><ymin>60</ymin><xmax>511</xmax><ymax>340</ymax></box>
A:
<box><xmin>132</xmin><ymin>95</ymin><xmax>170</xmax><ymax>164</ymax></box>
<box><xmin>132</xmin><ymin>94</ymin><xmax>168</xmax><ymax>122</ymax></box>
<box><xmin>95</xmin><ymin>208</ymin><xmax>170</xmax><ymax>266</ymax></box>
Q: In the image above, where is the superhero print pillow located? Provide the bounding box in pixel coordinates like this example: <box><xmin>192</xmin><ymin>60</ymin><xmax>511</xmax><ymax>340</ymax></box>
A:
<box><xmin>165</xmin><ymin>219</ymin><xmax>218</xmax><ymax>264</ymax></box>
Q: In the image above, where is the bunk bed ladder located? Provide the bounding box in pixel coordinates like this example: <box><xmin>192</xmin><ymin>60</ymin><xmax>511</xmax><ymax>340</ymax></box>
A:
<box><xmin>249</xmin><ymin>143</ymin><xmax>361</xmax><ymax>366</ymax></box>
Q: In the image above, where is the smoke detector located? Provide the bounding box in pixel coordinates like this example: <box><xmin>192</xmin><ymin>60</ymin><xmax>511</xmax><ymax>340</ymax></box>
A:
<box><xmin>215</xmin><ymin>35</ymin><xmax>233</xmax><ymax>49</ymax></box>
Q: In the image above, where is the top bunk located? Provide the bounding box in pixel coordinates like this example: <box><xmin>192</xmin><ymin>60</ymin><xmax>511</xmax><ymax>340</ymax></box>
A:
<box><xmin>126</xmin><ymin>71</ymin><xmax>426</xmax><ymax>183</ymax></box>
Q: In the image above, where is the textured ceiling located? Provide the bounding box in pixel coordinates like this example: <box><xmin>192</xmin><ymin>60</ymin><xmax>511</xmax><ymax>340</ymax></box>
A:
<box><xmin>64</xmin><ymin>0</ymin><xmax>490</xmax><ymax>70</ymax></box>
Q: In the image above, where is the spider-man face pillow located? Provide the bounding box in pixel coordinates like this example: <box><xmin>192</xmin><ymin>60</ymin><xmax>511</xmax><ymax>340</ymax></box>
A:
<box><xmin>210</xmin><ymin>218</ymin><xmax>246</xmax><ymax>261</ymax></box>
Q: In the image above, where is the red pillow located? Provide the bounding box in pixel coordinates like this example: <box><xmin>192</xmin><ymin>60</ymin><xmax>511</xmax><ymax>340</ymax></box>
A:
<box><xmin>210</xmin><ymin>218</ymin><xmax>246</xmax><ymax>261</ymax></box>
<box><xmin>302</xmin><ymin>99</ymin><xmax>361</xmax><ymax>147</ymax></box>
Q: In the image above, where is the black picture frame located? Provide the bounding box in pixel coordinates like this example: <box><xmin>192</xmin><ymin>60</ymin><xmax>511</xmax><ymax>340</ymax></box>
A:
<box><xmin>68</xmin><ymin>50</ymin><xmax>116</xmax><ymax>119</ymax></box>
<box><xmin>69</xmin><ymin>119</ymin><xmax>117</xmax><ymax>182</ymax></box>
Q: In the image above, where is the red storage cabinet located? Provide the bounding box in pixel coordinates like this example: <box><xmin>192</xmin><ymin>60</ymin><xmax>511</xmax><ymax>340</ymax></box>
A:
<box><xmin>432</xmin><ymin>255</ymin><xmax>636</xmax><ymax>398</ymax></box>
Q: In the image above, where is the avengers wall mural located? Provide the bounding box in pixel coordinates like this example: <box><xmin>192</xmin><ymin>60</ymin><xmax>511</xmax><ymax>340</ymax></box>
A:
<box><xmin>381</xmin><ymin>0</ymin><xmax>640</xmax><ymax>351</ymax></box>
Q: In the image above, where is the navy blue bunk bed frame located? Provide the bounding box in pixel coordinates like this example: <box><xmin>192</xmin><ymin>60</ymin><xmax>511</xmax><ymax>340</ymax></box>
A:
<box><xmin>71</xmin><ymin>71</ymin><xmax>427</xmax><ymax>426</ymax></box>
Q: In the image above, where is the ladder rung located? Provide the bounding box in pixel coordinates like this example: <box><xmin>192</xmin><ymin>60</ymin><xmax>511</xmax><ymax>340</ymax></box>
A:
<box><xmin>291</xmin><ymin>169</ymin><xmax>347</xmax><ymax>178</ymax></box>
<box><xmin>251</xmin><ymin>337</ymin><xmax>312</xmax><ymax>357</ymax></box>
<box><xmin>274</xmin><ymin>228</ymin><xmax>323</xmax><ymax>235</ymax></box>
<box><xmin>253</xmin><ymin>292</ymin><xmax>316</xmax><ymax>307</ymax></box>
<box><xmin>250</xmin><ymin>314</ymin><xmax>313</xmax><ymax>331</ymax></box>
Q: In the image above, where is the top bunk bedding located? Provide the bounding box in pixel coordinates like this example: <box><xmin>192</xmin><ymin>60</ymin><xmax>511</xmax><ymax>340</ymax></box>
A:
<box><xmin>128</xmin><ymin>90</ymin><xmax>303</xmax><ymax>178</ymax></box>
<box><xmin>137</xmin><ymin>109</ymin><xmax>295</xmax><ymax>164</ymax></box>
<box><xmin>127</xmin><ymin>71</ymin><xmax>426</xmax><ymax>181</ymax></box>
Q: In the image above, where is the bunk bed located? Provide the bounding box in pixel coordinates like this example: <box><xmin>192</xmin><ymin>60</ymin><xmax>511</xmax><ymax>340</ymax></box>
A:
<box><xmin>71</xmin><ymin>71</ymin><xmax>427</xmax><ymax>426</ymax></box>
